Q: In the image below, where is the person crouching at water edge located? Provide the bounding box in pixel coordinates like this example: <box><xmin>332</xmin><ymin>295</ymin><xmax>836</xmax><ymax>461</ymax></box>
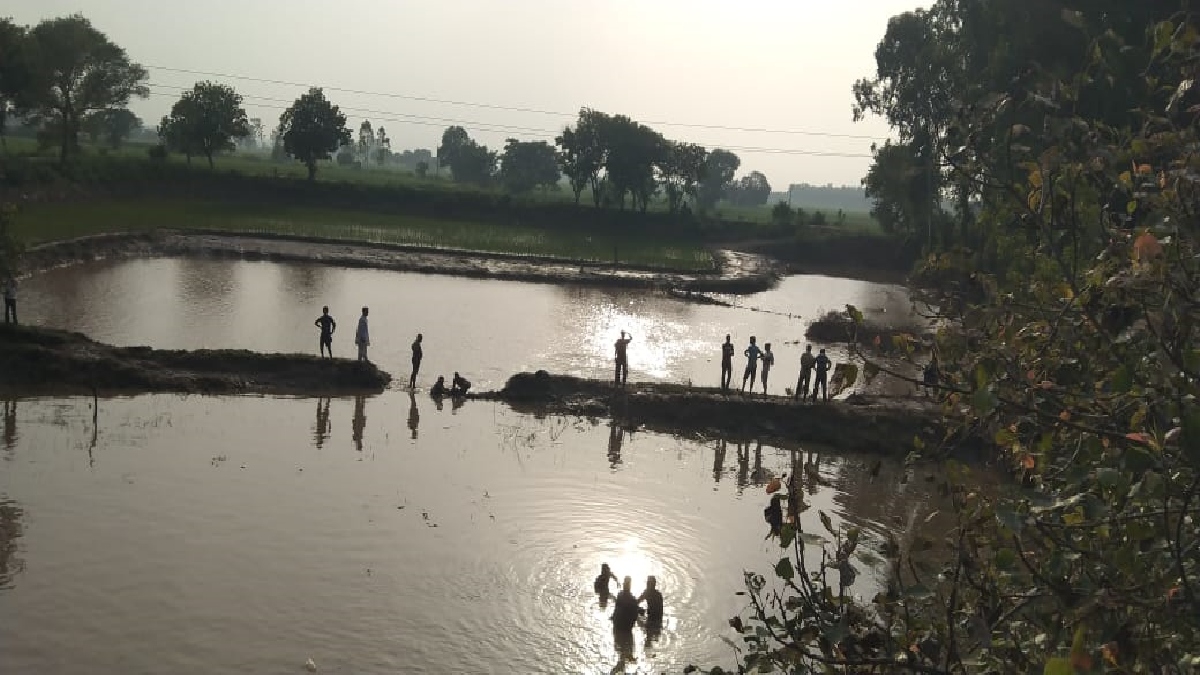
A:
<box><xmin>355</xmin><ymin>307</ymin><xmax>370</xmax><ymax>362</ymax></box>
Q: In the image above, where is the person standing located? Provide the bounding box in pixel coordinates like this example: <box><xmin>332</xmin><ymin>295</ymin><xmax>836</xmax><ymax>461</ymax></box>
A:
<box><xmin>4</xmin><ymin>276</ymin><xmax>16</xmax><ymax>325</ymax></box>
<box><xmin>314</xmin><ymin>306</ymin><xmax>336</xmax><ymax>357</ymax></box>
<box><xmin>614</xmin><ymin>330</ymin><xmax>632</xmax><ymax>387</ymax></box>
<box><xmin>355</xmin><ymin>307</ymin><xmax>370</xmax><ymax>362</ymax></box>
<box><xmin>795</xmin><ymin>345</ymin><xmax>816</xmax><ymax>401</ymax></box>
<box><xmin>812</xmin><ymin>348</ymin><xmax>832</xmax><ymax>402</ymax></box>
<box><xmin>741</xmin><ymin>336</ymin><xmax>762</xmax><ymax>393</ymax></box>
<box><xmin>760</xmin><ymin>343</ymin><xmax>775</xmax><ymax>396</ymax></box>
<box><xmin>410</xmin><ymin>333</ymin><xmax>423</xmax><ymax>388</ymax></box>
<box><xmin>720</xmin><ymin>334</ymin><xmax>735</xmax><ymax>391</ymax></box>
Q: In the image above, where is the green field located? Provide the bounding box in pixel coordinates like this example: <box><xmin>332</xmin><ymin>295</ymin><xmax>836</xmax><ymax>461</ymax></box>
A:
<box><xmin>13</xmin><ymin>199</ymin><xmax>717</xmax><ymax>271</ymax></box>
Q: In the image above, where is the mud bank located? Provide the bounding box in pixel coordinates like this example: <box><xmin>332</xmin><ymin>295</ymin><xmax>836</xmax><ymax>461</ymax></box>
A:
<box><xmin>18</xmin><ymin>231</ymin><xmax>782</xmax><ymax>294</ymax></box>
<box><xmin>0</xmin><ymin>324</ymin><xmax>391</xmax><ymax>396</ymax></box>
<box><xmin>475</xmin><ymin>371</ymin><xmax>949</xmax><ymax>454</ymax></box>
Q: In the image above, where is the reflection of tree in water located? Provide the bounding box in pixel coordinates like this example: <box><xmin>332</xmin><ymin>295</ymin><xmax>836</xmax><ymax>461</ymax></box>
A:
<box><xmin>2</xmin><ymin>399</ymin><xmax>16</xmax><ymax>455</ymax></box>
<box><xmin>177</xmin><ymin>258</ymin><xmax>237</xmax><ymax>308</ymax></box>
<box><xmin>279</xmin><ymin>264</ymin><xmax>328</xmax><ymax>300</ymax></box>
<box><xmin>407</xmin><ymin>391</ymin><xmax>419</xmax><ymax>439</ymax></box>
<box><xmin>351</xmin><ymin>396</ymin><xmax>366</xmax><ymax>452</ymax></box>
<box><xmin>607</xmin><ymin>421</ymin><xmax>624</xmax><ymax>467</ymax></box>
<box><xmin>0</xmin><ymin>497</ymin><xmax>25</xmax><ymax>588</ymax></box>
<box><xmin>313</xmin><ymin>398</ymin><xmax>331</xmax><ymax>449</ymax></box>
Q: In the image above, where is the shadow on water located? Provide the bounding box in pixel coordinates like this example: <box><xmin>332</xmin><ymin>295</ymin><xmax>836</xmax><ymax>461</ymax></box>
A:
<box><xmin>0</xmin><ymin>496</ymin><xmax>25</xmax><ymax>590</ymax></box>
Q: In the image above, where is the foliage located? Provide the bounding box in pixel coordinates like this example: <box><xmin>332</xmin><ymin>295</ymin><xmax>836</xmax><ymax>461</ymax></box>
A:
<box><xmin>437</xmin><ymin>125</ymin><xmax>496</xmax><ymax>186</ymax></box>
<box><xmin>374</xmin><ymin>126</ymin><xmax>390</xmax><ymax>166</ymax></box>
<box><xmin>499</xmin><ymin>139</ymin><xmax>560</xmax><ymax>194</ymax></box>
<box><xmin>728</xmin><ymin>170</ymin><xmax>772</xmax><ymax>207</ymax></box>
<box><xmin>698</xmin><ymin>149</ymin><xmax>741</xmax><ymax>210</ymax></box>
<box><xmin>0</xmin><ymin>18</ymin><xmax>30</xmax><ymax>148</ymax></box>
<box><xmin>730</xmin><ymin>5</ymin><xmax>1200</xmax><ymax>674</ymax></box>
<box><xmin>158</xmin><ymin>81</ymin><xmax>248</xmax><ymax>169</ymax></box>
<box><xmin>82</xmin><ymin>108</ymin><xmax>141</xmax><ymax>150</ymax></box>
<box><xmin>0</xmin><ymin>203</ymin><xmax>23</xmax><ymax>281</ymax></box>
<box><xmin>278</xmin><ymin>87</ymin><xmax>351</xmax><ymax>180</ymax></box>
<box><xmin>659</xmin><ymin>141</ymin><xmax>708</xmax><ymax>214</ymax></box>
<box><xmin>17</xmin><ymin>14</ymin><xmax>148</xmax><ymax>165</ymax></box>
<box><xmin>555</xmin><ymin>108</ymin><xmax>607</xmax><ymax>205</ymax></box>
<box><xmin>601</xmin><ymin>114</ymin><xmax>665</xmax><ymax>212</ymax></box>
<box><xmin>357</xmin><ymin>119</ymin><xmax>373</xmax><ymax>160</ymax></box>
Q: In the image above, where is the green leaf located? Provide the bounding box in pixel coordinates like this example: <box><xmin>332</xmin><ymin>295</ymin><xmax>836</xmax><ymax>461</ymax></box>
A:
<box><xmin>972</xmin><ymin>387</ymin><xmax>997</xmax><ymax>415</ymax></box>
<box><xmin>1127</xmin><ymin>200</ymin><xmax>1139</xmax><ymax>215</ymax></box>
<box><xmin>779</xmin><ymin>524</ymin><xmax>796</xmax><ymax>549</ymax></box>
<box><xmin>1044</xmin><ymin>657</ymin><xmax>1073</xmax><ymax>675</ymax></box>
<box><xmin>774</xmin><ymin>557</ymin><xmax>795</xmax><ymax>581</ymax></box>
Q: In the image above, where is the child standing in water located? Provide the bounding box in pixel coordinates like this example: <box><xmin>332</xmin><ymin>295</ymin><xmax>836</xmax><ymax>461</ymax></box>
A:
<box><xmin>594</xmin><ymin>563</ymin><xmax>618</xmax><ymax>597</ymax></box>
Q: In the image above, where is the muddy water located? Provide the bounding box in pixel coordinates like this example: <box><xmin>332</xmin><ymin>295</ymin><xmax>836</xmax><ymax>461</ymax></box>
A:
<box><xmin>18</xmin><ymin>258</ymin><xmax>917</xmax><ymax>391</ymax></box>
<box><xmin>0</xmin><ymin>259</ymin><xmax>936</xmax><ymax>673</ymax></box>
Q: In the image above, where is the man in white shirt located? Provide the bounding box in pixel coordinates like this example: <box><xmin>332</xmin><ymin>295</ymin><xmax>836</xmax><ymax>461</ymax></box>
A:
<box><xmin>3</xmin><ymin>276</ymin><xmax>16</xmax><ymax>325</ymax></box>
<box><xmin>355</xmin><ymin>306</ymin><xmax>370</xmax><ymax>362</ymax></box>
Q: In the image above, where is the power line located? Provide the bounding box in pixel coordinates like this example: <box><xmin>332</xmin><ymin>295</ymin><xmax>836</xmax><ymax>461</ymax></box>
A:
<box><xmin>144</xmin><ymin>84</ymin><xmax>874</xmax><ymax>159</ymax></box>
<box><xmin>146</xmin><ymin>64</ymin><xmax>886</xmax><ymax>141</ymax></box>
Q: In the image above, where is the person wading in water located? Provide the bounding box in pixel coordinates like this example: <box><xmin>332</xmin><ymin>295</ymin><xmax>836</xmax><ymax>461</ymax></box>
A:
<box><xmin>614</xmin><ymin>331</ymin><xmax>633</xmax><ymax>387</ymax></box>
<box><xmin>314</xmin><ymin>306</ymin><xmax>336</xmax><ymax>358</ymax></box>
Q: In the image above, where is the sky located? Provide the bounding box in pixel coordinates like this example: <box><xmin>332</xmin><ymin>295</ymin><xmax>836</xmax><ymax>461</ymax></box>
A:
<box><xmin>9</xmin><ymin>0</ymin><xmax>926</xmax><ymax>188</ymax></box>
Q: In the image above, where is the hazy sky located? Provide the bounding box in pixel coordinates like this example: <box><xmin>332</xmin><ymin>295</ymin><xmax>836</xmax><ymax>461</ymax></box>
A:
<box><xmin>10</xmin><ymin>1</ymin><xmax>925</xmax><ymax>188</ymax></box>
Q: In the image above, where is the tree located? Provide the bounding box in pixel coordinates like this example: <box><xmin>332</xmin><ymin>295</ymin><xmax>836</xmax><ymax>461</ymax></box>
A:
<box><xmin>82</xmin><ymin>108</ymin><xmax>141</xmax><ymax>149</ymax></box>
<box><xmin>728</xmin><ymin>170</ymin><xmax>771</xmax><ymax>207</ymax></box>
<box><xmin>158</xmin><ymin>81</ymin><xmax>249</xmax><ymax>168</ymax></box>
<box><xmin>357</xmin><ymin>120</ymin><xmax>373</xmax><ymax>160</ymax></box>
<box><xmin>278</xmin><ymin>87</ymin><xmax>351</xmax><ymax>180</ymax></box>
<box><xmin>862</xmin><ymin>140</ymin><xmax>936</xmax><ymax>239</ymax></box>
<box><xmin>437</xmin><ymin>125</ymin><xmax>471</xmax><ymax>173</ymax></box>
<box><xmin>374</xmin><ymin>126</ymin><xmax>390</xmax><ymax>166</ymax></box>
<box><xmin>601</xmin><ymin>114</ymin><xmax>665</xmax><ymax>212</ymax></box>
<box><xmin>658</xmin><ymin>141</ymin><xmax>707</xmax><ymax>214</ymax></box>
<box><xmin>555</xmin><ymin>108</ymin><xmax>608</xmax><ymax>206</ymax></box>
<box><xmin>437</xmin><ymin>126</ymin><xmax>496</xmax><ymax>186</ymax></box>
<box><xmin>21</xmin><ymin>15</ymin><xmax>148</xmax><ymax>164</ymax></box>
<box><xmin>500</xmin><ymin>139</ymin><xmax>560</xmax><ymax>194</ymax></box>
<box><xmin>0</xmin><ymin>19</ymin><xmax>30</xmax><ymax>151</ymax></box>
<box><xmin>697</xmin><ymin>149</ymin><xmax>740</xmax><ymax>210</ymax></box>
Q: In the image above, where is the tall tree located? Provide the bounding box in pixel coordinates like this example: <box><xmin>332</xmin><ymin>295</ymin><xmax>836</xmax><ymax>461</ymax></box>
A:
<box><xmin>357</xmin><ymin>119</ymin><xmax>373</xmax><ymax>160</ymax></box>
<box><xmin>437</xmin><ymin>126</ymin><xmax>495</xmax><ymax>185</ymax></box>
<box><xmin>658</xmin><ymin>141</ymin><xmax>708</xmax><ymax>214</ymax></box>
<box><xmin>22</xmin><ymin>15</ymin><xmax>148</xmax><ymax>164</ymax></box>
<box><xmin>601</xmin><ymin>114</ymin><xmax>665</xmax><ymax>212</ymax></box>
<box><xmin>437</xmin><ymin>125</ymin><xmax>471</xmax><ymax>174</ymax></box>
<box><xmin>374</xmin><ymin>126</ymin><xmax>390</xmax><ymax>165</ymax></box>
<box><xmin>278</xmin><ymin>87</ymin><xmax>351</xmax><ymax>180</ymax></box>
<box><xmin>159</xmin><ymin>81</ymin><xmax>249</xmax><ymax>168</ymax></box>
<box><xmin>727</xmin><ymin>170</ymin><xmax>772</xmax><ymax>207</ymax></box>
<box><xmin>499</xmin><ymin>139</ymin><xmax>560</xmax><ymax>194</ymax></box>
<box><xmin>0</xmin><ymin>19</ymin><xmax>30</xmax><ymax>150</ymax></box>
<box><xmin>82</xmin><ymin>108</ymin><xmax>141</xmax><ymax>149</ymax></box>
<box><xmin>555</xmin><ymin>108</ymin><xmax>608</xmax><ymax>206</ymax></box>
<box><xmin>697</xmin><ymin>149</ymin><xmax>741</xmax><ymax>210</ymax></box>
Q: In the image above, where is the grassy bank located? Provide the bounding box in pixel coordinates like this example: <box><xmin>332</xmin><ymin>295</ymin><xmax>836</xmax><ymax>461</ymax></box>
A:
<box><xmin>13</xmin><ymin>199</ymin><xmax>717</xmax><ymax>271</ymax></box>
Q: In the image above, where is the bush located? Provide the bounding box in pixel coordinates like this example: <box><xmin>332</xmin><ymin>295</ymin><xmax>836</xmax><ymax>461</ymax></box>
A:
<box><xmin>147</xmin><ymin>144</ymin><xmax>167</xmax><ymax>162</ymax></box>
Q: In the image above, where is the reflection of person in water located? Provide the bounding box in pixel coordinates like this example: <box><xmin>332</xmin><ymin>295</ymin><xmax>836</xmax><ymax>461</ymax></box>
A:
<box><xmin>607</xmin><ymin>422</ymin><xmax>624</xmax><ymax>466</ymax></box>
<box><xmin>407</xmin><ymin>391</ymin><xmax>419</xmax><ymax>439</ymax></box>
<box><xmin>351</xmin><ymin>395</ymin><xmax>366</xmax><ymax>452</ymax></box>
<box><xmin>736</xmin><ymin>442</ymin><xmax>750</xmax><ymax>490</ymax></box>
<box><xmin>2</xmin><ymin>399</ymin><xmax>16</xmax><ymax>452</ymax></box>
<box><xmin>314</xmin><ymin>397</ymin><xmax>331</xmax><ymax>449</ymax></box>
<box><xmin>612</xmin><ymin>576</ymin><xmax>640</xmax><ymax>632</ymax></box>
<box><xmin>713</xmin><ymin>439</ymin><xmax>727</xmax><ymax>483</ymax></box>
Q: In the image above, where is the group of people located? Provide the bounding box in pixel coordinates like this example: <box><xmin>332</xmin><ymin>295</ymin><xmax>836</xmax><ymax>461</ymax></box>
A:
<box><xmin>719</xmin><ymin>335</ymin><xmax>833</xmax><ymax>401</ymax></box>
<box><xmin>314</xmin><ymin>306</ymin><xmax>471</xmax><ymax>398</ymax></box>
<box><xmin>594</xmin><ymin>563</ymin><xmax>664</xmax><ymax>633</ymax></box>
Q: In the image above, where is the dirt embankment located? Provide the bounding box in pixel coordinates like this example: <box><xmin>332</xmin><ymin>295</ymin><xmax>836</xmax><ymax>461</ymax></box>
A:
<box><xmin>0</xmin><ymin>324</ymin><xmax>391</xmax><ymax>396</ymax></box>
<box><xmin>474</xmin><ymin>371</ymin><xmax>950</xmax><ymax>454</ymax></box>
<box><xmin>18</xmin><ymin>231</ymin><xmax>783</xmax><ymax>294</ymax></box>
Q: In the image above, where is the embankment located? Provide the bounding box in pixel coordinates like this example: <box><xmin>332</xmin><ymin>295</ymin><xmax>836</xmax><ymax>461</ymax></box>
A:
<box><xmin>18</xmin><ymin>230</ymin><xmax>782</xmax><ymax>293</ymax></box>
<box><xmin>0</xmin><ymin>324</ymin><xmax>391</xmax><ymax>396</ymax></box>
<box><xmin>475</xmin><ymin>371</ymin><xmax>949</xmax><ymax>454</ymax></box>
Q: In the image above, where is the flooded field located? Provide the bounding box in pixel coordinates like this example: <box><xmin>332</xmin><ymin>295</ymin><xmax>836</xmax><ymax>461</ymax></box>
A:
<box><xmin>0</xmin><ymin>259</ymin><xmax>940</xmax><ymax>673</ymax></box>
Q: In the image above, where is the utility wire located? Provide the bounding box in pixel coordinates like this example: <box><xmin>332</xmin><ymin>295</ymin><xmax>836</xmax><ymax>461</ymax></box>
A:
<box><xmin>145</xmin><ymin>85</ymin><xmax>874</xmax><ymax>159</ymax></box>
<box><xmin>147</xmin><ymin>64</ymin><xmax>886</xmax><ymax>141</ymax></box>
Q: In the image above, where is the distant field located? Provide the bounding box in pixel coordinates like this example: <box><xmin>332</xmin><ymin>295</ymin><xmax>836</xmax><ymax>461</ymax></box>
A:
<box><xmin>13</xmin><ymin>198</ymin><xmax>717</xmax><ymax>271</ymax></box>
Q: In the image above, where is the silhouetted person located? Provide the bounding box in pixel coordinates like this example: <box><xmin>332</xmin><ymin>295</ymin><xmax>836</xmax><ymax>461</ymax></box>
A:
<box><xmin>741</xmin><ymin>336</ymin><xmax>761</xmax><ymax>393</ymax></box>
<box><xmin>638</xmin><ymin>575</ymin><xmax>664</xmax><ymax>626</ymax></box>
<box><xmin>594</xmin><ymin>562</ymin><xmax>618</xmax><ymax>599</ymax></box>
<box><xmin>760</xmin><ymin>343</ymin><xmax>775</xmax><ymax>395</ymax></box>
<box><xmin>764</xmin><ymin>494</ymin><xmax>784</xmax><ymax>536</ymax></box>
<box><xmin>614</xmin><ymin>331</ymin><xmax>632</xmax><ymax>386</ymax></box>
<box><xmin>407</xmin><ymin>391</ymin><xmax>419</xmax><ymax>439</ymax></box>
<box><xmin>355</xmin><ymin>307</ymin><xmax>370</xmax><ymax>362</ymax></box>
<box><xmin>795</xmin><ymin>345</ymin><xmax>815</xmax><ymax>401</ymax></box>
<box><xmin>352</xmin><ymin>395</ymin><xmax>366</xmax><ymax>452</ymax></box>
<box><xmin>720</xmin><ymin>334</ymin><xmax>735</xmax><ymax>391</ymax></box>
<box><xmin>811</xmin><ymin>348</ymin><xmax>832</xmax><ymax>402</ymax></box>
<box><xmin>314</xmin><ymin>306</ymin><xmax>336</xmax><ymax>358</ymax></box>
<box><xmin>612</xmin><ymin>576</ymin><xmax>640</xmax><ymax>632</ymax></box>
<box><xmin>313</xmin><ymin>397</ymin><xmax>331</xmax><ymax>449</ymax></box>
<box><xmin>430</xmin><ymin>376</ymin><xmax>448</xmax><ymax>398</ymax></box>
<box><xmin>410</xmin><ymin>333</ymin><xmax>423</xmax><ymax>388</ymax></box>
<box><xmin>451</xmin><ymin>372</ymin><xmax>471</xmax><ymax>397</ymax></box>
<box><xmin>3</xmin><ymin>276</ymin><xmax>16</xmax><ymax>325</ymax></box>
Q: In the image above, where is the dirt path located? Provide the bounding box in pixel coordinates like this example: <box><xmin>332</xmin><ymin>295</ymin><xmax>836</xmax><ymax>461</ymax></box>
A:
<box><xmin>19</xmin><ymin>230</ymin><xmax>784</xmax><ymax>294</ymax></box>
<box><xmin>0</xmin><ymin>324</ymin><xmax>391</xmax><ymax>396</ymax></box>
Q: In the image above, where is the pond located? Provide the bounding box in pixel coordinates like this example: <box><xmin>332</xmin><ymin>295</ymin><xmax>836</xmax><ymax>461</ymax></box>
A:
<box><xmin>0</xmin><ymin>259</ymin><xmax>939</xmax><ymax>674</ymax></box>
